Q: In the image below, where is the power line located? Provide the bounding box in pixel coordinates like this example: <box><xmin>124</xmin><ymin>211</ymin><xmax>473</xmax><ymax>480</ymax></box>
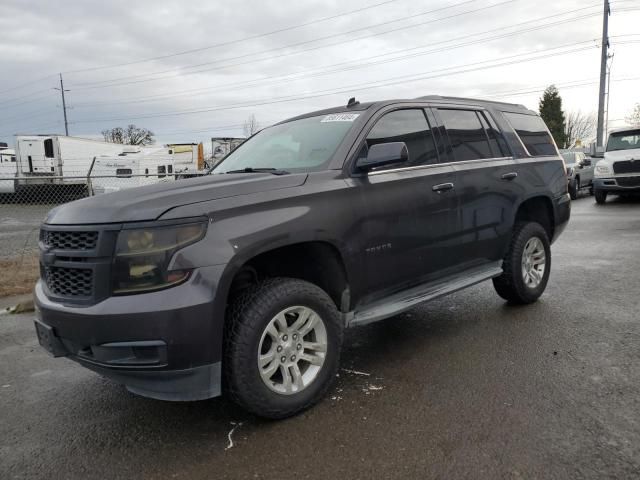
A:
<box><xmin>72</xmin><ymin>40</ymin><xmax>600</xmax><ymax>124</ymax></box>
<box><xmin>61</xmin><ymin>0</ymin><xmax>406</xmax><ymax>75</ymax></box>
<box><xmin>0</xmin><ymin>74</ymin><xmax>58</xmax><ymax>96</ymax></box>
<box><xmin>71</xmin><ymin>7</ymin><xmax>604</xmax><ymax>109</ymax></box>
<box><xmin>0</xmin><ymin>107</ymin><xmax>58</xmax><ymax>124</ymax></box>
<box><xmin>0</xmin><ymin>0</ymin><xmax>406</xmax><ymax>96</ymax></box>
<box><xmin>141</xmin><ymin>76</ymin><xmax>640</xmax><ymax>137</ymax></box>
<box><xmin>487</xmin><ymin>76</ymin><xmax>640</xmax><ymax>98</ymax></box>
<box><xmin>1</xmin><ymin>3</ymin><xmax>606</xmax><ymax>131</ymax></box>
<box><xmin>69</xmin><ymin>0</ymin><xmax>514</xmax><ymax>89</ymax></box>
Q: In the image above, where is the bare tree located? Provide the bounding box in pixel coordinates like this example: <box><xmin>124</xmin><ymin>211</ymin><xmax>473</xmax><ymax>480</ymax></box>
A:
<box><xmin>101</xmin><ymin>124</ymin><xmax>155</xmax><ymax>145</ymax></box>
<box><xmin>626</xmin><ymin>103</ymin><xmax>640</xmax><ymax>127</ymax></box>
<box><xmin>564</xmin><ymin>111</ymin><xmax>596</xmax><ymax>149</ymax></box>
<box><xmin>101</xmin><ymin>127</ymin><xmax>124</xmax><ymax>144</ymax></box>
<box><xmin>243</xmin><ymin>114</ymin><xmax>260</xmax><ymax>138</ymax></box>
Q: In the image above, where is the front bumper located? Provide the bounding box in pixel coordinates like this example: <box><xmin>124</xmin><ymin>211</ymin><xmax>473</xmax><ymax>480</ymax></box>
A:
<box><xmin>34</xmin><ymin>264</ymin><xmax>227</xmax><ymax>401</ymax></box>
<box><xmin>593</xmin><ymin>176</ymin><xmax>640</xmax><ymax>193</ymax></box>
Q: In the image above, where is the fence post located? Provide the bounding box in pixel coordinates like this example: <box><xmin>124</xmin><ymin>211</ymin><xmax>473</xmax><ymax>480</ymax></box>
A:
<box><xmin>86</xmin><ymin>156</ymin><xmax>96</xmax><ymax>197</ymax></box>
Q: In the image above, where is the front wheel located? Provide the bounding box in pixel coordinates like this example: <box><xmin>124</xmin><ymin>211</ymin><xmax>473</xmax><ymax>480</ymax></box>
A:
<box><xmin>224</xmin><ymin>278</ymin><xmax>343</xmax><ymax>419</ymax></box>
<box><xmin>493</xmin><ymin>222</ymin><xmax>551</xmax><ymax>304</ymax></box>
<box><xmin>594</xmin><ymin>189</ymin><xmax>607</xmax><ymax>204</ymax></box>
<box><xmin>569</xmin><ymin>178</ymin><xmax>579</xmax><ymax>200</ymax></box>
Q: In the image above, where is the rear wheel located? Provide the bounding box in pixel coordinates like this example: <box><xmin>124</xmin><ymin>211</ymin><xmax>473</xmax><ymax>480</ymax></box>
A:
<box><xmin>493</xmin><ymin>222</ymin><xmax>551</xmax><ymax>304</ymax></box>
<box><xmin>224</xmin><ymin>278</ymin><xmax>343</xmax><ymax>419</ymax></box>
<box><xmin>595</xmin><ymin>189</ymin><xmax>607</xmax><ymax>204</ymax></box>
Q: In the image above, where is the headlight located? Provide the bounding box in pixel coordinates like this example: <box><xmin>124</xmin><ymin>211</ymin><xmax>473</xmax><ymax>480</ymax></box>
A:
<box><xmin>595</xmin><ymin>164</ymin><xmax>612</xmax><ymax>177</ymax></box>
<box><xmin>113</xmin><ymin>221</ymin><xmax>206</xmax><ymax>294</ymax></box>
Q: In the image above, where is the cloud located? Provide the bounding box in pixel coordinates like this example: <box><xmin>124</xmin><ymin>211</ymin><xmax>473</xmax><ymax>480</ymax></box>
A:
<box><xmin>0</xmin><ymin>0</ymin><xmax>638</xmax><ymax>145</ymax></box>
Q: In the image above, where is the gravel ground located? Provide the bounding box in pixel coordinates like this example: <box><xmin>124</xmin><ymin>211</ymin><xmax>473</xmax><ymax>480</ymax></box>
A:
<box><xmin>1</xmin><ymin>195</ymin><xmax>639</xmax><ymax>479</ymax></box>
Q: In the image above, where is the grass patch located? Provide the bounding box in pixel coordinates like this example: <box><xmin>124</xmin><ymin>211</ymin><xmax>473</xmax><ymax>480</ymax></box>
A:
<box><xmin>0</xmin><ymin>256</ymin><xmax>39</xmax><ymax>297</ymax></box>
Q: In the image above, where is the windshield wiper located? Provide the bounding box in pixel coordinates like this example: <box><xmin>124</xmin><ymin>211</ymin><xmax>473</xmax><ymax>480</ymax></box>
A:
<box><xmin>224</xmin><ymin>167</ymin><xmax>290</xmax><ymax>175</ymax></box>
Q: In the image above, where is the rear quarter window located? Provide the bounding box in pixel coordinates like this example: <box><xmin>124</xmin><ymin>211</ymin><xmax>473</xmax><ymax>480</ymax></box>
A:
<box><xmin>502</xmin><ymin>112</ymin><xmax>557</xmax><ymax>156</ymax></box>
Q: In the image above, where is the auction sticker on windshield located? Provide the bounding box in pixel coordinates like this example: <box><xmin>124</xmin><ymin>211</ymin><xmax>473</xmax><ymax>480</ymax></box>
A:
<box><xmin>321</xmin><ymin>113</ymin><xmax>360</xmax><ymax>122</ymax></box>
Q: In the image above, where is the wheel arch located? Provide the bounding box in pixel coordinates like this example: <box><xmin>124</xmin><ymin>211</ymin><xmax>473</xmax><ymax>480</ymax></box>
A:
<box><xmin>512</xmin><ymin>194</ymin><xmax>555</xmax><ymax>241</ymax></box>
<box><xmin>213</xmin><ymin>237</ymin><xmax>351</xmax><ymax>327</ymax></box>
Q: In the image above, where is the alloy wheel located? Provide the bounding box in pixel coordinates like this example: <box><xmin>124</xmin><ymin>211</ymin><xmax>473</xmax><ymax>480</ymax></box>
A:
<box><xmin>257</xmin><ymin>306</ymin><xmax>327</xmax><ymax>395</ymax></box>
<box><xmin>521</xmin><ymin>237</ymin><xmax>546</xmax><ymax>288</ymax></box>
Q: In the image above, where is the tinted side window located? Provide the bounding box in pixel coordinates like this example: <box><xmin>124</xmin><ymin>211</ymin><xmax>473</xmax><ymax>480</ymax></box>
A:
<box><xmin>477</xmin><ymin>112</ymin><xmax>506</xmax><ymax>157</ymax></box>
<box><xmin>439</xmin><ymin>109</ymin><xmax>493</xmax><ymax>161</ymax></box>
<box><xmin>43</xmin><ymin>139</ymin><xmax>54</xmax><ymax>158</ymax></box>
<box><xmin>366</xmin><ymin>109</ymin><xmax>438</xmax><ymax>167</ymax></box>
<box><xmin>503</xmin><ymin>112</ymin><xmax>556</xmax><ymax>156</ymax></box>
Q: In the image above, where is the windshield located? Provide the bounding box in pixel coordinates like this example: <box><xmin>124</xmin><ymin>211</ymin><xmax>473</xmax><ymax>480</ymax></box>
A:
<box><xmin>606</xmin><ymin>129</ymin><xmax>640</xmax><ymax>152</ymax></box>
<box><xmin>561</xmin><ymin>152</ymin><xmax>576</xmax><ymax>164</ymax></box>
<box><xmin>212</xmin><ymin>113</ymin><xmax>360</xmax><ymax>173</ymax></box>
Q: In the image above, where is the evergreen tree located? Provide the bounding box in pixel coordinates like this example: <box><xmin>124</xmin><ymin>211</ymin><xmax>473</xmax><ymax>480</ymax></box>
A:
<box><xmin>539</xmin><ymin>85</ymin><xmax>567</xmax><ymax>148</ymax></box>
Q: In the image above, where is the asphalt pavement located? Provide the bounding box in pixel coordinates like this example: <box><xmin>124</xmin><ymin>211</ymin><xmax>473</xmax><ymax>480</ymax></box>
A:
<box><xmin>1</xmin><ymin>194</ymin><xmax>639</xmax><ymax>479</ymax></box>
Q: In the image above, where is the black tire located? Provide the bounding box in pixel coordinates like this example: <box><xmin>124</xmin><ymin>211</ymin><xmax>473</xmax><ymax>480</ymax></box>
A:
<box><xmin>569</xmin><ymin>178</ymin><xmax>579</xmax><ymax>200</ymax></box>
<box><xmin>493</xmin><ymin>222</ymin><xmax>551</xmax><ymax>304</ymax></box>
<box><xmin>589</xmin><ymin>185</ymin><xmax>594</xmax><ymax>196</ymax></box>
<box><xmin>595</xmin><ymin>189</ymin><xmax>607</xmax><ymax>204</ymax></box>
<box><xmin>224</xmin><ymin>278</ymin><xmax>343</xmax><ymax>419</ymax></box>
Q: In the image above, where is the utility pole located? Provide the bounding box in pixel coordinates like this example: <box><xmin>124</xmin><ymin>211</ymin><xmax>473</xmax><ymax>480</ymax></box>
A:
<box><xmin>53</xmin><ymin>73</ymin><xmax>70</xmax><ymax>136</ymax></box>
<box><xmin>604</xmin><ymin>52</ymin><xmax>614</xmax><ymax>139</ymax></box>
<box><xmin>596</xmin><ymin>0</ymin><xmax>610</xmax><ymax>149</ymax></box>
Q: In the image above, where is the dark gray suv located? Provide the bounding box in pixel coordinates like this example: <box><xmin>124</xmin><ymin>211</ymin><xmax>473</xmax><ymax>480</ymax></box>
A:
<box><xmin>34</xmin><ymin>96</ymin><xmax>570</xmax><ymax>418</ymax></box>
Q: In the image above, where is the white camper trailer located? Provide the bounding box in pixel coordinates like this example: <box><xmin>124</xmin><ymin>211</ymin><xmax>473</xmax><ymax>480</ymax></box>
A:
<box><xmin>0</xmin><ymin>147</ymin><xmax>17</xmax><ymax>193</ymax></box>
<box><xmin>14</xmin><ymin>135</ymin><xmax>127</xmax><ymax>188</ymax></box>
<box><xmin>89</xmin><ymin>144</ymin><xmax>203</xmax><ymax>195</ymax></box>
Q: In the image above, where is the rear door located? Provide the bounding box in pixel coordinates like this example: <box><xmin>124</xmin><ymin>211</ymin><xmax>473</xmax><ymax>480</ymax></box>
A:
<box><xmin>347</xmin><ymin>107</ymin><xmax>460</xmax><ymax>299</ymax></box>
<box><xmin>434</xmin><ymin>107</ymin><xmax>519</xmax><ymax>270</ymax></box>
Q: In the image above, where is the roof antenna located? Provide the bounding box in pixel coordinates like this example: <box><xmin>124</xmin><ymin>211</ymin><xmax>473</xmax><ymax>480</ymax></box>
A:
<box><xmin>347</xmin><ymin>97</ymin><xmax>359</xmax><ymax>108</ymax></box>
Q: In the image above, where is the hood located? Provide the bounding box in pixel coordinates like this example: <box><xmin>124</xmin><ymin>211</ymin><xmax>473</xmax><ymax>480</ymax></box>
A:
<box><xmin>45</xmin><ymin>173</ymin><xmax>307</xmax><ymax>225</ymax></box>
<box><xmin>604</xmin><ymin>148</ymin><xmax>640</xmax><ymax>162</ymax></box>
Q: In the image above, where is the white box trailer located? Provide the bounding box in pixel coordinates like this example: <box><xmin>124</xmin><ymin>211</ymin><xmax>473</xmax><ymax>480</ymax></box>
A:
<box><xmin>14</xmin><ymin>135</ymin><xmax>127</xmax><ymax>187</ymax></box>
<box><xmin>89</xmin><ymin>144</ymin><xmax>204</xmax><ymax>195</ymax></box>
<box><xmin>0</xmin><ymin>147</ymin><xmax>17</xmax><ymax>193</ymax></box>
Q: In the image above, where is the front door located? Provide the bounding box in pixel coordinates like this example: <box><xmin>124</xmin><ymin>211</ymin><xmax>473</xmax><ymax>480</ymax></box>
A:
<box><xmin>347</xmin><ymin>108</ymin><xmax>460</xmax><ymax>301</ymax></box>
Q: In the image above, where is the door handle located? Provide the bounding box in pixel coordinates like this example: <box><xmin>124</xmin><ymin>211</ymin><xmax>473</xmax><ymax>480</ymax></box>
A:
<box><xmin>432</xmin><ymin>182</ymin><xmax>454</xmax><ymax>193</ymax></box>
<box><xmin>501</xmin><ymin>172</ymin><xmax>518</xmax><ymax>180</ymax></box>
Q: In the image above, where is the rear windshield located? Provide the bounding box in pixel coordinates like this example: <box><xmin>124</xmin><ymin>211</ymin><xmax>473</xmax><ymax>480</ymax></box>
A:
<box><xmin>503</xmin><ymin>112</ymin><xmax>557</xmax><ymax>156</ymax></box>
<box><xmin>213</xmin><ymin>113</ymin><xmax>359</xmax><ymax>173</ymax></box>
<box><xmin>607</xmin><ymin>129</ymin><xmax>640</xmax><ymax>152</ymax></box>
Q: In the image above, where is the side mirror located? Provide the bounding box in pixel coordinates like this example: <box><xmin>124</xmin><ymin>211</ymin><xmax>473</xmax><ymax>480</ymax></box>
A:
<box><xmin>356</xmin><ymin>142</ymin><xmax>408</xmax><ymax>172</ymax></box>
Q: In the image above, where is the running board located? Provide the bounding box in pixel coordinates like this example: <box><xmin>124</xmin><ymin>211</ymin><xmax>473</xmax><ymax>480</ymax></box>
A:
<box><xmin>347</xmin><ymin>263</ymin><xmax>503</xmax><ymax>328</ymax></box>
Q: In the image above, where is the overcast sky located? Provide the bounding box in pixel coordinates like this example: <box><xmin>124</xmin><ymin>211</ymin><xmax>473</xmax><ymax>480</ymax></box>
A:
<box><xmin>1</xmin><ymin>0</ymin><xmax>638</xmax><ymax>147</ymax></box>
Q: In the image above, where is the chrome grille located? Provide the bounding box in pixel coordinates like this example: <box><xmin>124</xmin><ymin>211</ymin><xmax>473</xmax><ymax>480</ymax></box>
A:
<box><xmin>40</xmin><ymin>230</ymin><xmax>98</xmax><ymax>250</ymax></box>
<box><xmin>42</xmin><ymin>266</ymin><xmax>93</xmax><ymax>297</ymax></box>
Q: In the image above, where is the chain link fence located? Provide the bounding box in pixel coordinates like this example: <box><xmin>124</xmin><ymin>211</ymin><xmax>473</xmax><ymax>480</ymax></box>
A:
<box><xmin>0</xmin><ymin>161</ymin><xmax>208</xmax><ymax>297</ymax></box>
